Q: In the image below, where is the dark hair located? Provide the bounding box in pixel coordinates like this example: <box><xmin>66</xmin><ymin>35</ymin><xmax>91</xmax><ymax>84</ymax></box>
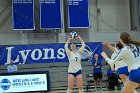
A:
<box><xmin>120</xmin><ymin>32</ymin><xmax>140</xmax><ymax>46</ymax></box>
<box><xmin>116</xmin><ymin>42</ymin><xmax>123</xmax><ymax>49</ymax></box>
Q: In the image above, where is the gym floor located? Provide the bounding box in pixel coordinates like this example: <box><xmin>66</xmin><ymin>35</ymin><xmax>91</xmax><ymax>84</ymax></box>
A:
<box><xmin>46</xmin><ymin>89</ymin><xmax>140</xmax><ymax>93</ymax></box>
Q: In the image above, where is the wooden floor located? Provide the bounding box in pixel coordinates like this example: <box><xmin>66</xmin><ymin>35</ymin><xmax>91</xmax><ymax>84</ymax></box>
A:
<box><xmin>47</xmin><ymin>90</ymin><xmax>121</xmax><ymax>93</ymax></box>
<box><xmin>31</xmin><ymin>88</ymin><xmax>140</xmax><ymax>93</ymax></box>
<box><xmin>47</xmin><ymin>89</ymin><xmax>140</xmax><ymax>93</ymax></box>
<box><xmin>48</xmin><ymin>91</ymin><xmax>121</xmax><ymax>93</ymax></box>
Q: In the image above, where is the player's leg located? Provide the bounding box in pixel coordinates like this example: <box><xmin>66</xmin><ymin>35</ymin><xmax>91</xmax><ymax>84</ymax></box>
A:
<box><xmin>76</xmin><ymin>75</ymin><xmax>83</xmax><ymax>93</ymax></box>
<box><xmin>122</xmin><ymin>79</ymin><xmax>139</xmax><ymax>93</ymax></box>
<box><xmin>67</xmin><ymin>74</ymin><xmax>75</xmax><ymax>93</ymax></box>
<box><xmin>122</xmin><ymin>69</ymin><xmax>140</xmax><ymax>93</ymax></box>
<box><xmin>75</xmin><ymin>70</ymin><xmax>83</xmax><ymax>93</ymax></box>
<box><xmin>118</xmin><ymin>66</ymin><xmax>129</xmax><ymax>84</ymax></box>
<box><xmin>119</xmin><ymin>74</ymin><xmax>128</xmax><ymax>84</ymax></box>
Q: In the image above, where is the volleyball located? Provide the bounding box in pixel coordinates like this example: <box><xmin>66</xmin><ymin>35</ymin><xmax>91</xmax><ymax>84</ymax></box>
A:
<box><xmin>70</xmin><ymin>31</ymin><xmax>77</xmax><ymax>39</ymax></box>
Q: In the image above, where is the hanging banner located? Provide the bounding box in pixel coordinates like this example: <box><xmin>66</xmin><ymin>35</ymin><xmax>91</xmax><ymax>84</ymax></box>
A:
<box><xmin>68</xmin><ymin>0</ymin><xmax>90</xmax><ymax>28</ymax></box>
<box><xmin>0</xmin><ymin>42</ymin><xmax>102</xmax><ymax>65</ymax></box>
<box><xmin>12</xmin><ymin>0</ymin><xmax>35</xmax><ymax>30</ymax></box>
<box><xmin>40</xmin><ymin>0</ymin><xmax>62</xmax><ymax>29</ymax></box>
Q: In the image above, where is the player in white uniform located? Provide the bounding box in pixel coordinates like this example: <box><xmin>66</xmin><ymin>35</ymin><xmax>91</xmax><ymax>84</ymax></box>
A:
<box><xmin>102</xmin><ymin>32</ymin><xmax>140</xmax><ymax>93</ymax></box>
<box><xmin>103</xmin><ymin>41</ymin><xmax>129</xmax><ymax>84</ymax></box>
<box><xmin>65</xmin><ymin>35</ymin><xmax>85</xmax><ymax>93</ymax></box>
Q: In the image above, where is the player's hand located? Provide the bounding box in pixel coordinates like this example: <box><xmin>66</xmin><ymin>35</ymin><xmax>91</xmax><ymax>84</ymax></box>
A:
<box><xmin>103</xmin><ymin>41</ymin><xmax>110</xmax><ymax>46</ymax></box>
<box><xmin>68</xmin><ymin>36</ymin><xmax>72</xmax><ymax>40</ymax></box>
<box><xmin>76</xmin><ymin>34</ymin><xmax>81</xmax><ymax>39</ymax></box>
<box><xmin>96</xmin><ymin>66</ymin><xmax>100</xmax><ymax>68</ymax></box>
<box><xmin>94</xmin><ymin>62</ymin><xmax>97</xmax><ymax>66</ymax></box>
<box><xmin>101</xmin><ymin>52</ymin><xmax>108</xmax><ymax>59</ymax></box>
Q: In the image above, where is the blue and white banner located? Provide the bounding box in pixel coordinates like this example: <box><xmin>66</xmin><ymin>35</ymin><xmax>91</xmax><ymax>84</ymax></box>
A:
<box><xmin>40</xmin><ymin>0</ymin><xmax>62</xmax><ymax>29</ymax></box>
<box><xmin>0</xmin><ymin>42</ymin><xmax>102</xmax><ymax>65</ymax></box>
<box><xmin>12</xmin><ymin>0</ymin><xmax>35</xmax><ymax>30</ymax></box>
<box><xmin>0</xmin><ymin>74</ymin><xmax>47</xmax><ymax>92</ymax></box>
<box><xmin>68</xmin><ymin>0</ymin><xmax>90</xmax><ymax>28</ymax></box>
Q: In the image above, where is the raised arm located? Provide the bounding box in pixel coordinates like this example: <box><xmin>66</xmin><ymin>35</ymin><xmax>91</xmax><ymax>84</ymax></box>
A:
<box><xmin>65</xmin><ymin>36</ymin><xmax>72</xmax><ymax>56</ymax></box>
<box><xmin>77</xmin><ymin>35</ymin><xmax>85</xmax><ymax>54</ymax></box>
<box><xmin>103</xmin><ymin>41</ymin><xmax>115</xmax><ymax>52</ymax></box>
<box><xmin>101</xmin><ymin>49</ymin><xmax>126</xmax><ymax>66</ymax></box>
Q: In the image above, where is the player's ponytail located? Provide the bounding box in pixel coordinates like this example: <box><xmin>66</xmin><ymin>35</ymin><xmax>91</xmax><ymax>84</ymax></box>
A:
<box><xmin>120</xmin><ymin>32</ymin><xmax>140</xmax><ymax>46</ymax></box>
<box><xmin>129</xmin><ymin>38</ymin><xmax>140</xmax><ymax>46</ymax></box>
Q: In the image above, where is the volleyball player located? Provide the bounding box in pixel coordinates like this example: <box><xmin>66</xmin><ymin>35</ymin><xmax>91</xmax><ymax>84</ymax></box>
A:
<box><xmin>103</xmin><ymin>41</ymin><xmax>129</xmax><ymax>84</ymax></box>
<box><xmin>65</xmin><ymin>35</ymin><xmax>85</xmax><ymax>93</ymax></box>
<box><xmin>101</xmin><ymin>32</ymin><xmax>140</xmax><ymax>93</ymax></box>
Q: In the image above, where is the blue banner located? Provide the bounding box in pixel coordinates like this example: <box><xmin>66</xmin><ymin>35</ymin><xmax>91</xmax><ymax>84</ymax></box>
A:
<box><xmin>12</xmin><ymin>0</ymin><xmax>35</xmax><ymax>30</ymax></box>
<box><xmin>40</xmin><ymin>0</ymin><xmax>62</xmax><ymax>29</ymax></box>
<box><xmin>0</xmin><ymin>42</ymin><xmax>102</xmax><ymax>65</ymax></box>
<box><xmin>68</xmin><ymin>0</ymin><xmax>90</xmax><ymax>28</ymax></box>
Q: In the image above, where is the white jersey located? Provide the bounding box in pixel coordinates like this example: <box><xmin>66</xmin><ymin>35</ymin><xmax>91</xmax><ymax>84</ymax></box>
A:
<box><xmin>106</xmin><ymin>45</ymin><xmax>140</xmax><ymax>71</ymax></box>
<box><xmin>65</xmin><ymin>42</ymin><xmax>85</xmax><ymax>73</ymax></box>
<box><xmin>111</xmin><ymin>48</ymin><xmax>128</xmax><ymax>70</ymax></box>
